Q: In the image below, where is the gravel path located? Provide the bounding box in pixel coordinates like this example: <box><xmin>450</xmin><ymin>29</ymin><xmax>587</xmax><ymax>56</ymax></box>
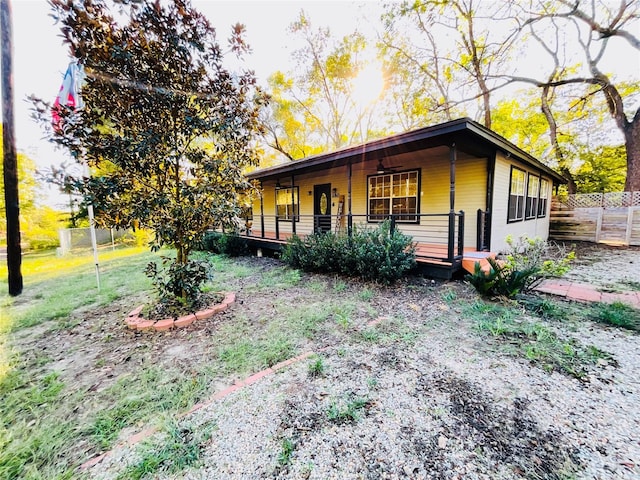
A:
<box><xmin>88</xmin><ymin>243</ymin><xmax>640</xmax><ymax>480</ymax></box>
<box><xmin>560</xmin><ymin>242</ymin><xmax>639</xmax><ymax>289</ymax></box>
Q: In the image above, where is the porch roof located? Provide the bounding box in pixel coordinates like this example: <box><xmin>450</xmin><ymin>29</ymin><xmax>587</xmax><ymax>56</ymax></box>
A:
<box><xmin>248</xmin><ymin>117</ymin><xmax>566</xmax><ymax>184</ymax></box>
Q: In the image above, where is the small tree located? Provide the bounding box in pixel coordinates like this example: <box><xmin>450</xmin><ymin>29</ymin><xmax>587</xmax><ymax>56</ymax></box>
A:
<box><xmin>32</xmin><ymin>0</ymin><xmax>266</xmax><ymax>307</ymax></box>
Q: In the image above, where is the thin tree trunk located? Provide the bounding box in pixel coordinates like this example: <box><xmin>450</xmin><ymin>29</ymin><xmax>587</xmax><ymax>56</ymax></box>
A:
<box><xmin>541</xmin><ymin>85</ymin><xmax>577</xmax><ymax>193</ymax></box>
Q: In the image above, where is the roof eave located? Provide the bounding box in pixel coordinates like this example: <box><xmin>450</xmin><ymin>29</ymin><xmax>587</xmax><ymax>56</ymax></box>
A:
<box><xmin>248</xmin><ymin>117</ymin><xmax>566</xmax><ymax>185</ymax></box>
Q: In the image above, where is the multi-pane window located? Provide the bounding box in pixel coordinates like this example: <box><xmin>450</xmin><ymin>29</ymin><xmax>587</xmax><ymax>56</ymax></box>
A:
<box><xmin>508</xmin><ymin>167</ymin><xmax>526</xmax><ymax>222</ymax></box>
<box><xmin>276</xmin><ymin>187</ymin><xmax>299</xmax><ymax>221</ymax></box>
<box><xmin>525</xmin><ymin>174</ymin><xmax>539</xmax><ymax>219</ymax></box>
<box><xmin>368</xmin><ymin>170</ymin><xmax>419</xmax><ymax>222</ymax></box>
<box><xmin>537</xmin><ymin>178</ymin><xmax>549</xmax><ymax>218</ymax></box>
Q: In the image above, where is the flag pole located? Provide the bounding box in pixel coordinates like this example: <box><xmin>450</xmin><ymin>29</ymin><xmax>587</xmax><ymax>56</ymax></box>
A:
<box><xmin>84</xmin><ymin>162</ymin><xmax>100</xmax><ymax>290</ymax></box>
<box><xmin>54</xmin><ymin>61</ymin><xmax>100</xmax><ymax>290</ymax></box>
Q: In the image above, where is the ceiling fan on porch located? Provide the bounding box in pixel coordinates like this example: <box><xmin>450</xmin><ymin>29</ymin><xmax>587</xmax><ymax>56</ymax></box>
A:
<box><xmin>376</xmin><ymin>159</ymin><xmax>403</xmax><ymax>174</ymax></box>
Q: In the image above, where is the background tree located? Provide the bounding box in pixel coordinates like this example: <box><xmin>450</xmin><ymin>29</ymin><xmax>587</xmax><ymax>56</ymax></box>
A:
<box><xmin>491</xmin><ymin>93</ymin><xmax>552</xmax><ymax>159</ymax></box>
<box><xmin>1</xmin><ymin>125</ymin><xmax>37</xmax><ymax>243</ymax></box>
<box><xmin>510</xmin><ymin>0</ymin><xmax>640</xmax><ymax>191</ymax></box>
<box><xmin>380</xmin><ymin>4</ymin><xmax>458</xmax><ymax>129</ymax></box>
<box><xmin>264</xmin><ymin>11</ymin><xmax>386</xmax><ymax>161</ymax></box>
<box><xmin>36</xmin><ymin>161</ymin><xmax>83</xmax><ymax>228</ymax></box>
<box><xmin>380</xmin><ymin>0</ymin><xmax>518</xmax><ymax>128</ymax></box>
<box><xmin>574</xmin><ymin>144</ymin><xmax>626</xmax><ymax>193</ymax></box>
<box><xmin>32</xmin><ymin>0</ymin><xmax>265</xmax><ymax>307</ymax></box>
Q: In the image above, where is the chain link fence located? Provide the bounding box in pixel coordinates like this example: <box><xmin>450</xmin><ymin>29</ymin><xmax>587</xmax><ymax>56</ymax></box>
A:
<box><xmin>57</xmin><ymin>227</ymin><xmax>131</xmax><ymax>255</ymax></box>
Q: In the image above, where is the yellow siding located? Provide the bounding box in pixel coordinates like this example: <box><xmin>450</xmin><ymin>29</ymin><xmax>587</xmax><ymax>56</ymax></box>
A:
<box><xmin>491</xmin><ymin>152</ymin><xmax>552</xmax><ymax>253</ymax></box>
<box><xmin>253</xmin><ymin>146</ymin><xmax>488</xmax><ymax>249</ymax></box>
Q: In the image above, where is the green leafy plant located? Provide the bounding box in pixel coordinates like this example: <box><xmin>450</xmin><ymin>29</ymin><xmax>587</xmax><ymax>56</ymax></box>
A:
<box><xmin>277</xmin><ymin>438</ymin><xmax>296</xmax><ymax>467</ymax></box>
<box><xmin>282</xmin><ymin>221</ymin><xmax>416</xmax><ymax>284</ymax></box>
<box><xmin>466</xmin><ymin>235</ymin><xmax>574</xmax><ymax>298</ymax></box>
<box><xmin>308</xmin><ymin>356</ymin><xmax>325</xmax><ymax>377</ymax></box>
<box><xmin>327</xmin><ymin>395</ymin><xmax>370</xmax><ymax>424</ymax></box>
<box><xmin>144</xmin><ymin>256</ymin><xmax>211</xmax><ymax>315</ymax></box>
<box><xmin>197</xmin><ymin>231</ymin><xmax>249</xmax><ymax>257</ymax></box>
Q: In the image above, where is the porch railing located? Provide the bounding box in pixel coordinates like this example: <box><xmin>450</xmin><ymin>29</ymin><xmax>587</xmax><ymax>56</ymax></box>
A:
<box><xmin>476</xmin><ymin>209</ymin><xmax>491</xmax><ymax>251</ymax></box>
<box><xmin>242</xmin><ymin>212</ymin><xmax>465</xmax><ymax>264</ymax></box>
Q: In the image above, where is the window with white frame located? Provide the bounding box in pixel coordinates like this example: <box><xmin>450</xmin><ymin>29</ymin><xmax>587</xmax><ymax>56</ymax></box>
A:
<box><xmin>368</xmin><ymin>170</ymin><xmax>419</xmax><ymax>222</ymax></box>
<box><xmin>537</xmin><ymin>178</ymin><xmax>549</xmax><ymax>218</ymax></box>
<box><xmin>525</xmin><ymin>174</ymin><xmax>539</xmax><ymax>219</ymax></box>
<box><xmin>276</xmin><ymin>186</ymin><xmax>299</xmax><ymax>221</ymax></box>
<box><xmin>508</xmin><ymin>167</ymin><xmax>526</xmax><ymax>222</ymax></box>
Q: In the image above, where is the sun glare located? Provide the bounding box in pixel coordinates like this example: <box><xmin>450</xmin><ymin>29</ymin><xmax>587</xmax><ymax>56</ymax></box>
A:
<box><xmin>351</xmin><ymin>63</ymin><xmax>385</xmax><ymax>108</ymax></box>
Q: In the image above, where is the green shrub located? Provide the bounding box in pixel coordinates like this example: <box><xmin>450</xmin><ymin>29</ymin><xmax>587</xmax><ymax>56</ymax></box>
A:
<box><xmin>196</xmin><ymin>231</ymin><xmax>248</xmax><ymax>257</ymax></box>
<box><xmin>197</xmin><ymin>231</ymin><xmax>223</xmax><ymax>253</ymax></box>
<box><xmin>218</xmin><ymin>233</ymin><xmax>248</xmax><ymax>257</ymax></box>
<box><xmin>144</xmin><ymin>256</ymin><xmax>211</xmax><ymax>315</ymax></box>
<box><xmin>466</xmin><ymin>235</ymin><xmax>574</xmax><ymax>298</ymax></box>
<box><xmin>281</xmin><ymin>221</ymin><xmax>415</xmax><ymax>284</ymax></box>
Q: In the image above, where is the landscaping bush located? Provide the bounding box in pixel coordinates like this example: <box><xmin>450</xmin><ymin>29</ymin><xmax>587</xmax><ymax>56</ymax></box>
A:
<box><xmin>144</xmin><ymin>256</ymin><xmax>211</xmax><ymax>316</ymax></box>
<box><xmin>466</xmin><ymin>235</ymin><xmax>574</xmax><ymax>298</ymax></box>
<box><xmin>197</xmin><ymin>231</ymin><xmax>248</xmax><ymax>257</ymax></box>
<box><xmin>282</xmin><ymin>221</ymin><xmax>416</xmax><ymax>284</ymax></box>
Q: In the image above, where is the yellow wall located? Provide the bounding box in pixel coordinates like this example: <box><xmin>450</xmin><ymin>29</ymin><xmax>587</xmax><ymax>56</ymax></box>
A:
<box><xmin>490</xmin><ymin>152</ymin><xmax>552</xmax><ymax>253</ymax></box>
<box><xmin>252</xmin><ymin>146</ymin><xmax>488</xmax><ymax>249</ymax></box>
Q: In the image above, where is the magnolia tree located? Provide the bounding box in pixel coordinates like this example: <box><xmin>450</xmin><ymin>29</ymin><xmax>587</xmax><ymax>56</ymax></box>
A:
<box><xmin>32</xmin><ymin>0</ymin><xmax>266</xmax><ymax>309</ymax></box>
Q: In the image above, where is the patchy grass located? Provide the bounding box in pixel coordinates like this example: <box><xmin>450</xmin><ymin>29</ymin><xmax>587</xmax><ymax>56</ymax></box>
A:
<box><xmin>327</xmin><ymin>394</ymin><xmax>371</xmax><ymax>424</ymax></box>
<box><xmin>586</xmin><ymin>301</ymin><xmax>640</xmax><ymax>331</ymax></box>
<box><xmin>620</xmin><ymin>280</ymin><xmax>640</xmax><ymax>291</ymax></box>
<box><xmin>89</xmin><ymin>365</ymin><xmax>216</xmax><ymax>450</ymax></box>
<box><xmin>116</xmin><ymin>419</ymin><xmax>215</xmax><ymax>480</ymax></box>
<box><xmin>307</xmin><ymin>355</ymin><xmax>326</xmax><ymax>378</ymax></box>
<box><xmin>2</xmin><ymin>247</ymin><xmax>153</xmax><ymax>331</ymax></box>
<box><xmin>468</xmin><ymin>300</ymin><xmax>614</xmax><ymax>380</ymax></box>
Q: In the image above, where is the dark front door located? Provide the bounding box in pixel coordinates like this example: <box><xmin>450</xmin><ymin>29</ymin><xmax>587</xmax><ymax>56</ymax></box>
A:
<box><xmin>314</xmin><ymin>183</ymin><xmax>332</xmax><ymax>233</ymax></box>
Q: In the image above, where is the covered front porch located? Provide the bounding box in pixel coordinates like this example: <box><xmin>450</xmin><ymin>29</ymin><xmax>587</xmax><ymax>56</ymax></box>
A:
<box><xmin>239</xmin><ymin>211</ymin><xmax>493</xmax><ymax>279</ymax></box>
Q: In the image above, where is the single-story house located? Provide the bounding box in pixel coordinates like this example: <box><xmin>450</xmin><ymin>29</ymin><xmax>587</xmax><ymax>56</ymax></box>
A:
<box><xmin>241</xmin><ymin>117</ymin><xmax>565</xmax><ymax>278</ymax></box>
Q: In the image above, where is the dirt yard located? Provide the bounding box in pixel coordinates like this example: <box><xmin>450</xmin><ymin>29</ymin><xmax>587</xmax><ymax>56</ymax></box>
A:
<box><xmin>7</xmin><ymin>242</ymin><xmax>640</xmax><ymax>479</ymax></box>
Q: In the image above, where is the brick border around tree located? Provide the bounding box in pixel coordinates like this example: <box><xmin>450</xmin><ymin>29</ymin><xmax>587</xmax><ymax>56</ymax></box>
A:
<box><xmin>124</xmin><ymin>292</ymin><xmax>236</xmax><ymax>332</ymax></box>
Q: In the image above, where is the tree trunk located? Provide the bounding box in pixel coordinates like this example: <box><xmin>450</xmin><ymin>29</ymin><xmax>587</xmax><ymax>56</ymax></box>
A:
<box><xmin>540</xmin><ymin>86</ymin><xmax>577</xmax><ymax>193</ymax></box>
<box><xmin>624</xmin><ymin>115</ymin><xmax>640</xmax><ymax>192</ymax></box>
<box><xmin>1</xmin><ymin>0</ymin><xmax>23</xmax><ymax>296</ymax></box>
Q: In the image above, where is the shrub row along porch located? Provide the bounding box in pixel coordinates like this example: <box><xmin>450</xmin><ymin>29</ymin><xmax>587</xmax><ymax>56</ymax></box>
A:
<box><xmin>240</xmin><ymin>212</ymin><xmax>469</xmax><ymax>278</ymax></box>
<box><xmin>244</xmin><ymin>118</ymin><xmax>565</xmax><ymax>279</ymax></box>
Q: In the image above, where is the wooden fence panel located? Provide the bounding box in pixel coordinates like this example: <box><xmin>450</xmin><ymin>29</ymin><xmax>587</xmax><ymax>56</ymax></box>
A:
<box><xmin>550</xmin><ymin>196</ymin><xmax>640</xmax><ymax>246</ymax></box>
<box><xmin>550</xmin><ymin>207</ymin><xmax>598</xmax><ymax>242</ymax></box>
<box><xmin>630</xmin><ymin>207</ymin><xmax>640</xmax><ymax>246</ymax></box>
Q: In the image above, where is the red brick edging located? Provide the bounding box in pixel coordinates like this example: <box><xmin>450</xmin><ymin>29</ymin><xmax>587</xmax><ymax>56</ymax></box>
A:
<box><xmin>535</xmin><ymin>280</ymin><xmax>640</xmax><ymax>308</ymax></box>
<box><xmin>79</xmin><ymin>350</ymin><xmax>316</xmax><ymax>471</ymax></box>
<box><xmin>124</xmin><ymin>292</ymin><xmax>236</xmax><ymax>331</ymax></box>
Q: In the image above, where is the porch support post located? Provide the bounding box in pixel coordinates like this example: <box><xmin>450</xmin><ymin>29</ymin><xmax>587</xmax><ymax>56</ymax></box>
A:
<box><xmin>291</xmin><ymin>173</ymin><xmax>296</xmax><ymax>235</ymax></box>
<box><xmin>259</xmin><ymin>180</ymin><xmax>265</xmax><ymax>238</ymax></box>
<box><xmin>275</xmin><ymin>180</ymin><xmax>280</xmax><ymax>240</ymax></box>
<box><xmin>448</xmin><ymin>143</ymin><xmax>457</xmax><ymax>261</ymax></box>
<box><xmin>347</xmin><ymin>160</ymin><xmax>353</xmax><ymax>236</ymax></box>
